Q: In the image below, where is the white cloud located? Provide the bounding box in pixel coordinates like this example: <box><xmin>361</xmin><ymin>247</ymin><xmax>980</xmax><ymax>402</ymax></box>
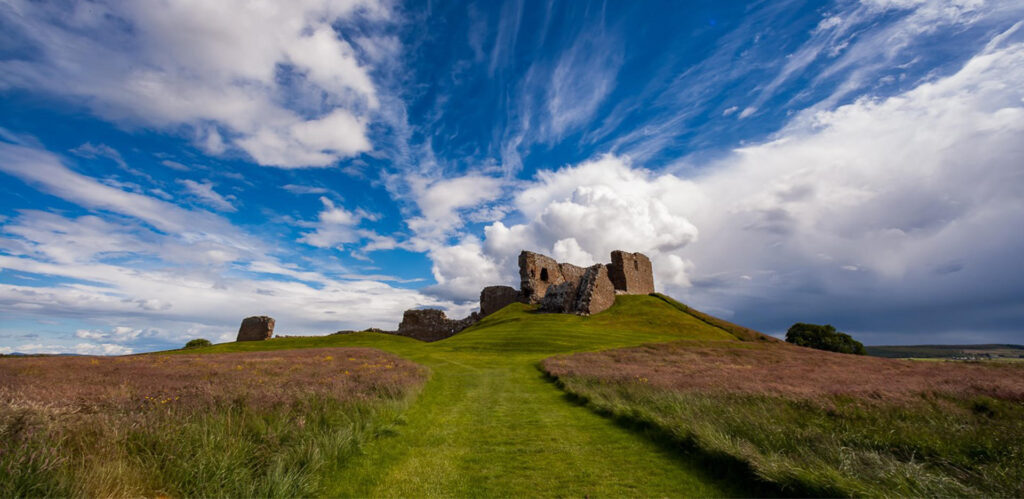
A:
<box><xmin>681</xmin><ymin>37</ymin><xmax>1024</xmax><ymax>318</ymax></box>
<box><xmin>551</xmin><ymin>238</ymin><xmax>595</xmax><ymax>267</ymax></box>
<box><xmin>426</xmin><ymin>155</ymin><xmax>702</xmax><ymax>300</ymax></box>
<box><xmin>283</xmin><ymin>184</ymin><xmax>330</xmax><ymax>195</ymax></box>
<box><xmin>0</xmin><ymin>142</ymin><xmax>240</xmax><ymax>237</ymax></box>
<box><xmin>161</xmin><ymin>160</ymin><xmax>191</xmax><ymax>171</ymax></box>
<box><xmin>406</xmin><ymin>174</ymin><xmax>504</xmax><ymax>239</ymax></box>
<box><xmin>298</xmin><ymin>196</ymin><xmax>370</xmax><ymax>248</ymax></box>
<box><xmin>69</xmin><ymin>142</ymin><xmax>127</xmax><ymax>169</ymax></box>
<box><xmin>425</xmin><ymin>237</ymin><xmax>503</xmax><ymax>301</ymax></box>
<box><xmin>0</xmin><ymin>0</ymin><xmax>389</xmax><ymax>167</ymax></box>
<box><xmin>179</xmin><ymin>179</ymin><xmax>236</xmax><ymax>212</ymax></box>
<box><xmin>74</xmin><ymin>326</ymin><xmax>149</xmax><ymax>343</ymax></box>
<box><xmin>546</xmin><ymin>33</ymin><xmax>623</xmax><ymax>138</ymax></box>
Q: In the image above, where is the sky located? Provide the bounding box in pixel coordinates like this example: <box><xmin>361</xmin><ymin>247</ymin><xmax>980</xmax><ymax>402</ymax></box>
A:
<box><xmin>1</xmin><ymin>0</ymin><xmax>1023</xmax><ymax>355</ymax></box>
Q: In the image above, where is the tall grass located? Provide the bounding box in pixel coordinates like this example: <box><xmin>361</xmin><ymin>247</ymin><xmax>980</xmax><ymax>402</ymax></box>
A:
<box><xmin>543</xmin><ymin>342</ymin><xmax>1024</xmax><ymax>497</ymax></box>
<box><xmin>0</xmin><ymin>348</ymin><xmax>426</xmax><ymax>497</ymax></box>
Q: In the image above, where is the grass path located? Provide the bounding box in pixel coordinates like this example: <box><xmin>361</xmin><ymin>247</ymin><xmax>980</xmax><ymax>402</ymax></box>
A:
<box><xmin>325</xmin><ymin>353</ymin><xmax>742</xmax><ymax>497</ymax></box>
<box><xmin>191</xmin><ymin>296</ymin><xmax>754</xmax><ymax>497</ymax></box>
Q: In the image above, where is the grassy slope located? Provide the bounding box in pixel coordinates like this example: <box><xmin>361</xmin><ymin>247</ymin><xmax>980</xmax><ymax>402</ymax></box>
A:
<box><xmin>651</xmin><ymin>293</ymin><xmax>779</xmax><ymax>343</ymax></box>
<box><xmin>184</xmin><ymin>295</ymin><xmax>751</xmax><ymax>497</ymax></box>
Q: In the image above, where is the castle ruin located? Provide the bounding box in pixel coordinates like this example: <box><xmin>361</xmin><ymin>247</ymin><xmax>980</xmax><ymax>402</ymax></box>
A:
<box><xmin>274</xmin><ymin>249</ymin><xmax>657</xmax><ymax>344</ymax></box>
<box><xmin>519</xmin><ymin>250</ymin><xmax>653</xmax><ymax>316</ymax></box>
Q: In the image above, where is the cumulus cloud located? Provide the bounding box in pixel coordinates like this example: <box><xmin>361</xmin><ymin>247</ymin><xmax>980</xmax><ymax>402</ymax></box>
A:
<box><xmin>0</xmin><ymin>0</ymin><xmax>388</xmax><ymax>167</ymax></box>
<box><xmin>427</xmin><ymin>155</ymin><xmax>702</xmax><ymax>301</ymax></box>
<box><xmin>427</xmin><ymin>35</ymin><xmax>1024</xmax><ymax>342</ymax></box>
<box><xmin>298</xmin><ymin>196</ymin><xmax>378</xmax><ymax>249</ymax></box>
<box><xmin>678</xmin><ymin>35</ymin><xmax>1024</xmax><ymax>338</ymax></box>
<box><xmin>425</xmin><ymin>237</ymin><xmax>503</xmax><ymax>301</ymax></box>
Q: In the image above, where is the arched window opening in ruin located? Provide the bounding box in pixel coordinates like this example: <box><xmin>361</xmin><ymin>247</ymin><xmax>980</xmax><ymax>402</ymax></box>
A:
<box><xmin>634</xmin><ymin>260</ymin><xmax>639</xmax><ymax>271</ymax></box>
<box><xmin>540</xmin><ymin>268</ymin><xmax>549</xmax><ymax>282</ymax></box>
<box><xmin>530</xmin><ymin>269</ymin><xmax>535</xmax><ymax>278</ymax></box>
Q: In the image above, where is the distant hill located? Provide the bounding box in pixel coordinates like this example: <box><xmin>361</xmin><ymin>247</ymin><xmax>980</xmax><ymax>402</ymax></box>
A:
<box><xmin>866</xmin><ymin>344</ymin><xmax>1024</xmax><ymax>360</ymax></box>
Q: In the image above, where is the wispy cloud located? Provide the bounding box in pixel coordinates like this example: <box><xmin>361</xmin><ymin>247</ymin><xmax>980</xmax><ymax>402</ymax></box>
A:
<box><xmin>282</xmin><ymin>184</ymin><xmax>330</xmax><ymax>195</ymax></box>
<box><xmin>179</xmin><ymin>179</ymin><xmax>236</xmax><ymax>212</ymax></box>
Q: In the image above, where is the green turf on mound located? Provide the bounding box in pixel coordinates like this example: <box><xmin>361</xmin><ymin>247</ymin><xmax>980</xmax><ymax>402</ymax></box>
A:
<box><xmin>186</xmin><ymin>294</ymin><xmax>744</xmax><ymax>357</ymax></box>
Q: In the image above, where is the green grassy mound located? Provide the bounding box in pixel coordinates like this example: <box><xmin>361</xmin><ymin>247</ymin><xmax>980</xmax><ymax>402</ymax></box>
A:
<box><xmin>189</xmin><ymin>294</ymin><xmax>746</xmax><ymax>357</ymax></box>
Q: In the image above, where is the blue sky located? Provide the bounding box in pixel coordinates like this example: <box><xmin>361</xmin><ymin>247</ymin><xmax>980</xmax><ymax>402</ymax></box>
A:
<box><xmin>1</xmin><ymin>0</ymin><xmax>1023</xmax><ymax>354</ymax></box>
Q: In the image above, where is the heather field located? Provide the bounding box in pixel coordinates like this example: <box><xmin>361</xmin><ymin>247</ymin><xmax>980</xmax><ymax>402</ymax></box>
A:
<box><xmin>541</xmin><ymin>341</ymin><xmax>1024</xmax><ymax>497</ymax></box>
<box><xmin>0</xmin><ymin>348</ymin><xmax>426</xmax><ymax>497</ymax></box>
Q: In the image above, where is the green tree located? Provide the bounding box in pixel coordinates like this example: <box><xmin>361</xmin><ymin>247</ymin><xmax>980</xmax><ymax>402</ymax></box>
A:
<box><xmin>183</xmin><ymin>338</ymin><xmax>212</xmax><ymax>349</ymax></box>
<box><xmin>785</xmin><ymin>323</ymin><xmax>866</xmax><ymax>355</ymax></box>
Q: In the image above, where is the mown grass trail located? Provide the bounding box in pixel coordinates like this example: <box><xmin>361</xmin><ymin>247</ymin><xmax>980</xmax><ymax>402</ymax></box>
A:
<box><xmin>192</xmin><ymin>296</ymin><xmax>755</xmax><ymax>497</ymax></box>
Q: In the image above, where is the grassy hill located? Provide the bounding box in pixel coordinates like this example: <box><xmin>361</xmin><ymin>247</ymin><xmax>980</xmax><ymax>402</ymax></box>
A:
<box><xmin>193</xmin><ymin>294</ymin><xmax>751</xmax><ymax>356</ymax></box>
<box><xmin>166</xmin><ymin>294</ymin><xmax>762</xmax><ymax>497</ymax></box>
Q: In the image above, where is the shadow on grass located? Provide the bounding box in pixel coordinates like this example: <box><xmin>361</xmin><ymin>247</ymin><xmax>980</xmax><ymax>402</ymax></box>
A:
<box><xmin>535</xmin><ymin>365</ymin><xmax>837</xmax><ymax>499</ymax></box>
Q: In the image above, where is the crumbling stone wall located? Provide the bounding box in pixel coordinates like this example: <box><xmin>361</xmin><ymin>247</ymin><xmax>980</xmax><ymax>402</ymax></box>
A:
<box><xmin>607</xmin><ymin>250</ymin><xmax>655</xmax><ymax>295</ymax></box>
<box><xmin>396</xmin><ymin>309</ymin><xmax>479</xmax><ymax>342</ymax></box>
<box><xmin>574</xmin><ymin>264</ymin><xmax>616</xmax><ymax>315</ymax></box>
<box><xmin>519</xmin><ymin>251</ymin><xmax>564</xmax><ymax>303</ymax></box>
<box><xmin>480</xmin><ymin>285</ymin><xmax>521</xmax><ymax>316</ymax></box>
<box><xmin>237</xmin><ymin>315</ymin><xmax>274</xmax><ymax>341</ymax></box>
<box><xmin>539</xmin><ymin>280</ymin><xmax>579</xmax><ymax>313</ymax></box>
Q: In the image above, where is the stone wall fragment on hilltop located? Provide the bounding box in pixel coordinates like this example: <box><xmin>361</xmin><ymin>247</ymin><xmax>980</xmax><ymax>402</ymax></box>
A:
<box><xmin>396</xmin><ymin>309</ymin><xmax>479</xmax><ymax>342</ymax></box>
<box><xmin>573</xmin><ymin>264</ymin><xmax>616</xmax><ymax>315</ymax></box>
<box><xmin>607</xmin><ymin>250</ymin><xmax>655</xmax><ymax>295</ymax></box>
<box><xmin>519</xmin><ymin>251</ymin><xmax>566</xmax><ymax>303</ymax></box>
<box><xmin>237</xmin><ymin>315</ymin><xmax>275</xmax><ymax>341</ymax></box>
<box><xmin>480</xmin><ymin>285</ymin><xmax>521</xmax><ymax>316</ymax></box>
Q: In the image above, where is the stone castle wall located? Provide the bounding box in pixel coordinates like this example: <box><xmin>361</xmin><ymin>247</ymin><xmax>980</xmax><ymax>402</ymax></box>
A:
<box><xmin>480</xmin><ymin>285</ymin><xmax>521</xmax><ymax>316</ymax></box>
<box><xmin>607</xmin><ymin>250</ymin><xmax>655</xmax><ymax>295</ymax></box>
